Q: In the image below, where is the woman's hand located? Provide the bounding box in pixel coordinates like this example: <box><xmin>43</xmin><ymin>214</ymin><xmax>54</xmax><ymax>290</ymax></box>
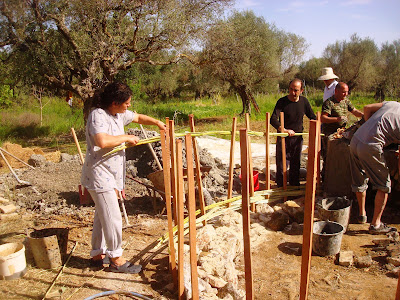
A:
<box><xmin>125</xmin><ymin>135</ymin><xmax>140</xmax><ymax>146</ymax></box>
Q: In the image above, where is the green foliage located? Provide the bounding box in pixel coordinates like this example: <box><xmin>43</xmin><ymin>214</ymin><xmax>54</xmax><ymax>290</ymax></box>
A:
<box><xmin>323</xmin><ymin>34</ymin><xmax>379</xmax><ymax>91</ymax></box>
<box><xmin>0</xmin><ymin>96</ymin><xmax>84</xmax><ymax>143</ymax></box>
<box><xmin>0</xmin><ymin>85</ymin><xmax>13</xmax><ymax>107</ymax></box>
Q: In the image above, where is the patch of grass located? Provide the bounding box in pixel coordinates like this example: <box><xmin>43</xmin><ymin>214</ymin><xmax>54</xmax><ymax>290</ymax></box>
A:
<box><xmin>1</xmin><ymin>92</ymin><xmax>382</xmax><ymax>148</ymax></box>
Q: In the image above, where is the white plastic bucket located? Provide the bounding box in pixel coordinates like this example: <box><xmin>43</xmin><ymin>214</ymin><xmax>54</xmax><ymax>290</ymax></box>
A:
<box><xmin>0</xmin><ymin>242</ymin><xmax>27</xmax><ymax>280</ymax></box>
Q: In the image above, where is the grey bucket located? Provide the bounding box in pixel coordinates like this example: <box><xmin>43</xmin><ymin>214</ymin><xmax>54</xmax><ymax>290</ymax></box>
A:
<box><xmin>317</xmin><ymin>197</ymin><xmax>351</xmax><ymax>233</ymax></box>
<box><xmin>312</xmin><ymin>221</ymin><xmax>344</xmax><ymax>256</ymax></box>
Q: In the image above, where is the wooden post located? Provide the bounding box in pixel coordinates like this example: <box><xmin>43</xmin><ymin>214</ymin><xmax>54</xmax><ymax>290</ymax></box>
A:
<box><xmin>240</xmin><ymin>128</ymin><xmax>254</xmax><ymax>300</ymax></box>
<box><xmin>280</xmin><ymin>112</ymin><xmax>287</xmax><ymax>200</ymax></box>
<box><xmin>160</xmin><ymin>129</ymin><xmax>177</xmax><ymax>287</ymax></box>
<box><xmin>71</xmin><ymin>128</ymin><xmax>84</xmax><ymax>164</ymax></box>
<box><xmin>299</xmin><ymin>120</ymin><xmax>319</xmax><ymax>300</ymax></box>
<box><xmin>227</xmin><ymin>117</ymin><xmax>237</xmax><ymax>207</ymax></box>
<box><xmin>169</xmin><ymin>120</ymin><xmax>178</xmax><ymax>226</ymax></box>
<box><xmin>265</xmin><ymin>112</ymin><xmax>271</xmax><ymax>194</ymax></box>
<box><xmin>185</xmin><ymin>134</ymin><xmax>199</xmax><ymax>300</ymax></box>
<box><xmin>396</xmin><ymin>269</ymin><xmax>400</xmax><ymax>300</ymax></box>
<box><xmin>245</xmin><ymin>113</ymin><xmax>255</xmax><ymax>212</ymax></box>
<box><xmin>176</xmin><ymin>139</ymin><xmax>185</xmax><ymax>300</ymax></box>
<box><xmin>189</xmin><ymin>114</ymin><xmax>207</xmax><ymax>225</ymax></box>
<box><xmin>316</xmin><ymin>112</ymin><xmax>322</xmax><ymax>188</ymax></box>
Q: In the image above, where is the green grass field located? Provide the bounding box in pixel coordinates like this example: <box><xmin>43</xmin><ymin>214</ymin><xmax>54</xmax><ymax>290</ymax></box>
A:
<box><xmin>0</xmin><ymin>91</ymin><xmax>387</xmax><ymax>152</ymax></box>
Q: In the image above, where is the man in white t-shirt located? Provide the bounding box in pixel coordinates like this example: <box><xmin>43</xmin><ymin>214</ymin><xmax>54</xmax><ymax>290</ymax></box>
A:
<box><xmin>318</xmin><ymin>67</ymin><xmax>339</xmax><ymax>102</ymax></box>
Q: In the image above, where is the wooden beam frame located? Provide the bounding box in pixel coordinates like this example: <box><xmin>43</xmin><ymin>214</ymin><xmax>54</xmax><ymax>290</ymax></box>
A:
<box><xmin>160</xmin><ymin>129</ymin><xmax>177</xmax><ymax>287</ymax></box>
<box><xmin>176</xmin><ymin>139</ymin><xmax>185</xmax><ymax>300</ymax></box>
<box><xmin>240</xmin><ymin>128</ymin><xmax>254</xmax><ymax>299</ymax></box>
<box><xmin>189</xmin><ymin>114</ymin><xmax>207</xmax><ymax>225</ymax></box>
<box><xmin>227</xmin><ymin>117</ymin><xmax>237</xmax><ymax>206</ymax></box>
<box><xmin>299</xmin><ymin>120</ymin><xmax>319</xmax><ymax>300</ymax></box>
<box><xmin>245</xmin><ymin>113</ymin><xmax>255</xmax><ymax>212</ymax></box>
<box><xmin>185</xmin><ymin>134</ymin><xmax>200</xmax><ymax>300</ymax></box>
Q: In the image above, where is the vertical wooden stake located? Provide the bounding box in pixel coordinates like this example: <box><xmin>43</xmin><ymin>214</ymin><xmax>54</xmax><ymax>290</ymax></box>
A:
<box><xmin>160</xmin><ymin>129</ymin><xmax>177</xmax><ymax>287</ymax></box>
<box><xmin>280</xmin><ymin>112</ymin><xmax>287</xmax><ymax>200</ymax></box>
<box><xmin>227</xmin><ymin>117</ymin><xmax>237</xmax><ymax>206</ymax></box>
<box><xmin>185</xmin><ymin>134</ymin><xmax>200</xmax><ymax>300</ymax></box>
<box><xmin>176</xmin><ymin>139</ymin><xmax>185</xmax><ymax>300</ymax></box>
<box><xmin>316</xmin><ymin>112</ymin><xmax>322</xmax><ymax>188</ymax></box>
<box><xmin>169</xmin><ymin>120</ymin><xmax>178</xmax><ymax>226</ymax></box>
<box><xmin>245</xmin><ymin>113</ymin><xmax>255</xmax><ymax>212</ymax></box>
<box><xmin>299</xmin><ymin>120</ymin><xmax>319</xmax><ymax>300</ymax></box>
<box><xmin>265</xmin><ymin>113</ymin><xmax>271</xmax><ymax>195</ymax></box>
<box><xmin>396</xmin><ymin>269</ymin><xmax>400</xmax><ymax>300</ymax></box>
<box><xmin>189</xmin><ymin>114</ymin><xmax>207</xmax><ymax>225</ymax></box>
<box><xmin>240</xmin><ymin>128</ymin><xmax>254</xmax><ymax>300</ymax></box>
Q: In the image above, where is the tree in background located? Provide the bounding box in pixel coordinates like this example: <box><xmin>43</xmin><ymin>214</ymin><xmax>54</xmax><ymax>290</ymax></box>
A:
<box><xmin>0</xmin><ymin>0</ymin><xmax>233</xmax><ymax>117</ymax></box>
<box><xmin>323</xmin><ymin>34</ymin><xmax>378</xmax><ymax>92</ymax></box>
<box><xmin>375</xmin><ymin>40</ymin><xmax>400</xmax><ymax>100</ymax></box>
<box><xmin>201</xmin><ymin>11</ymin><xmax>307</xmax><ymax>115</ymax></box>
<box><xmin>297</xmin><ymin>57</ymin><xmax>328</xmax><ymax>90</ymax></box>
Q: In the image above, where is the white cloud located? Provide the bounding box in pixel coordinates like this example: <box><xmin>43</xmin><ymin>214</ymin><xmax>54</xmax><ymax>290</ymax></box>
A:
<box><xmin>340</xmin><ymin>0</ymin><xmax>371</xmax><ymax>6</ymax></box>
<box><xmin>236</xmin><ymin>0</ymin><xmax>261</xmax><ymax>9</ymax></box>
<box><xmin>276</xmin><ymin>1</ymin><xmax>329</xmax><ymax>13</ymax></box>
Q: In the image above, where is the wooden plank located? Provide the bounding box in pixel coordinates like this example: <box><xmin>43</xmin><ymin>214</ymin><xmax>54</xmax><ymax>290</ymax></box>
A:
<box><xmin>160</xmin><ymin>129</ymin><xmax>177</xmax><ymax>287</ymax></box>
<box><xmin>299</xmin><ymin>120</ymin><xmax>319</xmax><ymax>300</ymax></box>
<box><xmin>316</xmin><ymin>112</ymin><xmax>322</xmax><ymax>188</ymax></box>
<box><xmin>176</xmin><ymin>139</ymin><xmax>185</xmax><ymax>300</ymax></box>
<box><xmin>185</xmin><ymin>134</ymin><xmax>200</xmax><ymax>300</ymax></box>
<box><xmin>189</xmin><ymin>114</ymin><xmax>207</xmax><ymax>225</ymax></box>
<box><xmin>396</xmin><ymin>269</ymin><xmax>400</xmax><ymax>300</ymax></box>
<box><xmin>240</xmin><ymin>128</ymin><xmax>254</xmax><ymax>300</ymax></box>
<box><xmin>245</xmin><ymin>113</ymin><xmax>255</xmax><ymax>212</ymax></box>
<box><xmin>227</xmin><ymin>117</ymin><xmax>237</xmax><ymax>206</ymax></box>
<box><xmin>265</xmin><ymin>112</ymin><xmax>271</xmax><ymax>196</ymax></box>
<box><xmin>280</xmin><ymin>112</ymin><xmax>287</xmax><ymax>200</ymax></box>
<box><xmin>169</xmin><ymin>120</ymin><xmax>178</xmax><ymax>226</ymax></box>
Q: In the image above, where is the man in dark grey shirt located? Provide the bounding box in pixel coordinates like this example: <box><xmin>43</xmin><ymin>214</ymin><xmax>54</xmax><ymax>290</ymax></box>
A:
<box><xmin>270</xmin><ymin>79</ymin><xmax>316</xmax><ymax>187</ymax></box>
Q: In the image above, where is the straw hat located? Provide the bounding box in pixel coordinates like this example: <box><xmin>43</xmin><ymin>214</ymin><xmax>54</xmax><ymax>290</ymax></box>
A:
<box><xmin>318</xmin><ymin>67</ymin><xmax>339</xmax><ymax>81</ymax></box>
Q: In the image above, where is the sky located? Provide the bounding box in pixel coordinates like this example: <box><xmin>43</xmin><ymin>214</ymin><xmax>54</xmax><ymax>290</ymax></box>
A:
<box><xmin>233</xmin><ymin>0</ymin><xmax>400</xmax><ymax>61</ymax></box>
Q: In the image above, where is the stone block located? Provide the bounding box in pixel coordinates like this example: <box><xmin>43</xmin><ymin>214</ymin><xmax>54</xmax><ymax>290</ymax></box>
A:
<box><xmin>355</xmin><ymin>255</ymin><xmax>373</xmax><ymax>268</ymax></box>
<box><xmin>387</xmin><ymin>256</ymin><xmax>400</xmax><ymax>267</ymax></box>
<box><xmin>338</xmin><ymin>250</ymin><xmax>354</xmax><ymax>267</ymax></box>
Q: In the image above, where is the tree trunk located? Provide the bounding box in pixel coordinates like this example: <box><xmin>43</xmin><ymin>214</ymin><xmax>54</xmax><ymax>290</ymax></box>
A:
<box><xmin>83</xmin><ymin>97</ymin><xmax>93</xmax><ymax>124</ymax></box>
<box><xmin>236</xmin><ymin>85</ymin><xmax>251</xmax><ymax>116</ymax></box>
<box><xmin>234</xmin><ymin>85</ymin><xmax>260</xmax><ymax>116</ymax></box>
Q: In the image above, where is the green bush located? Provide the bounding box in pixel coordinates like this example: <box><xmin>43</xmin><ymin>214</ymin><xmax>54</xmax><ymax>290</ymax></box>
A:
<box><xmin>0</xmin><ymin>85</ymin><xmax>13</xmax><ymax>108</ymax></box>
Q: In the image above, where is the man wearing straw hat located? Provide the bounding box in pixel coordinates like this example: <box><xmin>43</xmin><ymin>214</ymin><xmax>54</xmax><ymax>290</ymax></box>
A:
<box><xmin>270</xmin><ymin>78</ymin><xmax>316</xmax><ymax>187</ymax></box>
<box><xmin>318</xmin><ymin>67</ymin><xmax>339</xmax><ymax>102</ymax></box>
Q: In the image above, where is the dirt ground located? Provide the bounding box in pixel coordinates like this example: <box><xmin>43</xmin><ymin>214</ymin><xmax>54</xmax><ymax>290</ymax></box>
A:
<box><xmin>0</xmin><ymin>140</ymin><xmax>399</xmax><ymax>300</ymax></box>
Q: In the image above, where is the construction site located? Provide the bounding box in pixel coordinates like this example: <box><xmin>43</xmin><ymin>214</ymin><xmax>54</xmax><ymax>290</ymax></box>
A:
<box><xmin>0</xmin><ymin>114</ymin><xmax>400</xmax><ymax>300</ymax></box>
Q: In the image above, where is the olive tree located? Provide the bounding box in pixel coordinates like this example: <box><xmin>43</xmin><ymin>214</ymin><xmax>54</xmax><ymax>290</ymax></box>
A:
<box><xmin>0</xmin><ymin>0</ymin><xmax>233</xmax><ymax>117</ymax></box>
<box><xmin>375</xmin><ymin>40</ymin><xmax>400</xmax><ymax>99</ymax></box>
<box><xmin>323</xmin><ymin>34</ymin><xmax>378</xmax><ymax>92</ymax></box>
<box><xmin>201</xmin><ymin>11</ymin><xmax>307</xmax><ymax>115</ymax></box>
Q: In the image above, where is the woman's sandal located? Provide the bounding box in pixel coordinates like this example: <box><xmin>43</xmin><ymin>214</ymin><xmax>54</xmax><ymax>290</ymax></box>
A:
<box><xmin>108</xmin><ymin>261</ymin><xmax>142</xmax><ymax>274</ymax></box>
<box><xmin>90</xmin><ymin>256</ymin><xmax>110</xmax><ymax>268</ymax></box>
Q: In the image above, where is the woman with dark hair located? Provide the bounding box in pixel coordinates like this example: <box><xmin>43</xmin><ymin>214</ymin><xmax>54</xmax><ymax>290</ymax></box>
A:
<box><xmin>81</xmin><ymin>82</ymin><xmax>165</xmax><ymax>273</ymax></box>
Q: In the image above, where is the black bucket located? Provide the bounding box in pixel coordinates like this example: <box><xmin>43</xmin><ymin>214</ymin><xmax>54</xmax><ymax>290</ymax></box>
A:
<box><xmin>312</xmin><ymin>221</ymin><xmax>344</xmax><ymax>256</ymax></box>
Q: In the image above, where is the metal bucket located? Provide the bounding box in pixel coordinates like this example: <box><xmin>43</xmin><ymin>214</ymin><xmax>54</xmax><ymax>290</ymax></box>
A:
<box><xmin>312</xmin><ymin>221</ymin><xmax>344</xmax><ymax>256</ymax></box>
<box><xmin>317</xmin><ymin>197</ymin><xmax>351</xmax><ymax>233</ymax></box>
<box><xmin>28</xmin><ymin>228</ymin><xmax>69</xmax><ymax>269</ymax></box>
